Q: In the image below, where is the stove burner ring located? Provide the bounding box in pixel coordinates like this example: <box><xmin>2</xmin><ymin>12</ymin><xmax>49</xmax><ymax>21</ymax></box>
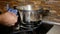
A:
<box><xmin>20</xmin><ymin>20</ymin><xmax>42</xmax><ymax>31</ymax></box>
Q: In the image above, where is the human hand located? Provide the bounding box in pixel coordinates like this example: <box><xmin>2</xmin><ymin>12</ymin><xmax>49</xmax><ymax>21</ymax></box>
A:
<box><xmin>0</xmin><ymin>12</ymin><xmax>18</xmax><ymax>26</ymax></box>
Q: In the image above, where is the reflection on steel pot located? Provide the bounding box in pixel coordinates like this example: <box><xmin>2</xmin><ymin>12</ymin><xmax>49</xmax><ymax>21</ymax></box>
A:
<box><xmin>22</xmin><ymin>10</ymin><xmax>42</xmax><ymax>22</ymax></box>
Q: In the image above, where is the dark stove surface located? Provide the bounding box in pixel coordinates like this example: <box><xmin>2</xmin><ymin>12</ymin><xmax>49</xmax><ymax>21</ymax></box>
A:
<box><xmin>10</xmin><ymin>23</ymin><xmax>53</xmax><ymax>34</ymax></box>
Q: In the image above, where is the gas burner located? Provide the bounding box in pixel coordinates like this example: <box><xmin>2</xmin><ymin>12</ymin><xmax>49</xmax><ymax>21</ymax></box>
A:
<box><xmin>20</xmin><ymin>20</ymin><xmax>42</xmax><ymax>31</ymax></box>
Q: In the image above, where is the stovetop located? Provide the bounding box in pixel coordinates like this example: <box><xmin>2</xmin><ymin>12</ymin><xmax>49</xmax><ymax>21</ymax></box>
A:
<box><xmin>10</xmin><ymin>23</ymin><xmax>53</xmax><ymax>34</ymax></box>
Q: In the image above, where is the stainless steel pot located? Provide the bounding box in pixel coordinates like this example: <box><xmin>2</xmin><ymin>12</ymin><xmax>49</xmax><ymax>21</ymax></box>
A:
<box><xmin>17</xmin><ymin>5</ymin><xmax>42</xmax><ymax>22</ymax></box>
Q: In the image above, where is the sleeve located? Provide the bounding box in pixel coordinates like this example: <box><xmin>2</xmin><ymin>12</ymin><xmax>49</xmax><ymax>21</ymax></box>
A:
<box><xmin>8</xmin><ymin>9</ymin><xmax>12</xmax><ymax>12</ymax></box>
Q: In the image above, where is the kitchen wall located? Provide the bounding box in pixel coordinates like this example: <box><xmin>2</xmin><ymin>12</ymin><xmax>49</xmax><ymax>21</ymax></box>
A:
<box><xmin>0</xmin><ymin>0</ymin><xmax>60</xmax><ymax>14</ymax></box>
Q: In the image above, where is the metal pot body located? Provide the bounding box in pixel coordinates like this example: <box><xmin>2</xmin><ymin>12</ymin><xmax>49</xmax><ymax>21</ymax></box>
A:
<box><xmin>20</xmin><ymin>10</ymin><xmax>42</xmax><ymax>22</ymax></box>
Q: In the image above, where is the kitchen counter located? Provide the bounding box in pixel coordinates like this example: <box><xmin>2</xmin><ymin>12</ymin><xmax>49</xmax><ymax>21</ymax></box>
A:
<box><xmin>42</xmin><ymin>10</ymin><xmax>60</xmax><ymax>25</ymax></box>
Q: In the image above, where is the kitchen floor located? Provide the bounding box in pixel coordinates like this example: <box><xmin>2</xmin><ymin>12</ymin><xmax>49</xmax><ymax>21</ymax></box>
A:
<box><xmin>47</xmin><ymin>25</ymin><xmax>60</xmax><ymax>34</ymax></box>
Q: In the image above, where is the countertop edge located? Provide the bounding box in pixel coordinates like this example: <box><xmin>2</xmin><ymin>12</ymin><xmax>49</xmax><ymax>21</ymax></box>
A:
<box><xmin>42</xmin><ymin>20</ymin><xmax>60</xmax><ymax>25</ymax></box>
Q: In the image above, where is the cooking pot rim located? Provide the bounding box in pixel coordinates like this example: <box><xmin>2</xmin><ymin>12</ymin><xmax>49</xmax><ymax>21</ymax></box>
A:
<box><xmin>19</xmin><ymin>10</ymin><xmax>40</xmax><ymax>12</ymax></box>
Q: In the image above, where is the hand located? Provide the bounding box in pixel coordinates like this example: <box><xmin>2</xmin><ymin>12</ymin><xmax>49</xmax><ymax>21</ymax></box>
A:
<box><xmin>0</xmin><ymin>12</ymin><xmax>18</xmax><ymax>26</ymax></box>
